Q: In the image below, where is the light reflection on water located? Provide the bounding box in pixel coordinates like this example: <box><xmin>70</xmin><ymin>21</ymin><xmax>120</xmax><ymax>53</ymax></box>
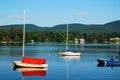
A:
<box><xmin>0</xmin><ymin>43</ymin><xmax>120</xmax><ymax>80</ymax></box>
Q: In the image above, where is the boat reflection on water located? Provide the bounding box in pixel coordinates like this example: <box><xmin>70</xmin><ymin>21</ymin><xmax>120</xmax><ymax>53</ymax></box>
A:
<box><xmin>60</xmin><ymin>56</ymin><xmax>80</xmax><ymax>61</ymax></box>
<box><xmin>14</xmin><ymin>67</ymin><xmax>48</xmax><ymax>77</ymax></box>
<box><xmin>97</xmin><ymin>63</ymin><xmax>120</xmax><ymax>68</ymax></box>
<box><xmin>59</xmin><ymin>56</ymin><xmax>80</xmax><ymax>80</ymax></box>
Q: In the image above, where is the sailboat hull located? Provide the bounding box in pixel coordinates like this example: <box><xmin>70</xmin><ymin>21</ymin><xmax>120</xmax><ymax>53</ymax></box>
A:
<box><xmin>13</xmin><ymin>61</ymin><xmax>48</xmax><ymax>68</ymax></box>
<box><xmin>59</xmin><ymin>51</ymin><xmax>81</xmax><ymax>56</ymax></box>
<box><xmin>14</xmin><ymin>67</ymin><xmax>48</xmax><ymax>72</ymax></box>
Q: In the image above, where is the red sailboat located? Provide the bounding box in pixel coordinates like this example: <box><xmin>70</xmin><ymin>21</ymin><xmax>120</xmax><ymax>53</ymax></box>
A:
<box><xmin>13</xmin><ymin>10</ymin><xmax>48</xmax><ymax>68</ymax></box>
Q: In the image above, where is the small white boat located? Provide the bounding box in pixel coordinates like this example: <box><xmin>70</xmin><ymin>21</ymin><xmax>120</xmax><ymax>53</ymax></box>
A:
<box><xmin>59</xmin><ymin>51</ymin><xmax>81</xmax><ymax>56</ymax></box>
<box><xmin>59</xmin><ymin>24</ymin><xmax>81</xmax><ymax>56</ymax></box>
<box><xmin>13</xmin><ymin>56</ymin><xmax>48</xmax><ymax>68</ymax></box>
<box><xmin>13</xmin><ymin>61</ymin><xmax>48</xmax><ymax>68</ymax></box>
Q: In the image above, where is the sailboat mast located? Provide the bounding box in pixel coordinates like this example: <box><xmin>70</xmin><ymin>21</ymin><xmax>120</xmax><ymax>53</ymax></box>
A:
<box><xmin>66</xmin><ymin>24</ymin><xmax>68</xmax><ymax>51</ymax></box>
<box><xmin>23</xmin><ymin>10</ymin><xmax>26</xmax><ymax>57</ymax></box>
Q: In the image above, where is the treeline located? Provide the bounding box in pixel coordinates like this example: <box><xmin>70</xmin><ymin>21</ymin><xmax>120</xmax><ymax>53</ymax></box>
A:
<box><xmin>0</xmin><ymin>28</ymin><xmax>120</xmax><ymax>43</ymax></box>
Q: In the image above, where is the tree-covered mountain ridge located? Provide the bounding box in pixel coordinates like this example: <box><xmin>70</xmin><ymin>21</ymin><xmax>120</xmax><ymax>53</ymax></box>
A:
<box><xmin>0</xmin><ymin>20</ymin><xmax>120</xmax><ymax>33</ymax></box>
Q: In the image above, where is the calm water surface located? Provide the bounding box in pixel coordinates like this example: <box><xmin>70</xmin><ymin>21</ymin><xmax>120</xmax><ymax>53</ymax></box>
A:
<box><xmin>0</xmin><ymin>43</ymin><xmax>120</xmax><ymax>80</ymax></box>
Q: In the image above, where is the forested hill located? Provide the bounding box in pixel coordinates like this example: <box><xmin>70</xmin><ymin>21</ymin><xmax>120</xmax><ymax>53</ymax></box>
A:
<box><xmin>0</xmin><ymin>20</ymin><xmax>120</xmax><ymax>33</ymax></box>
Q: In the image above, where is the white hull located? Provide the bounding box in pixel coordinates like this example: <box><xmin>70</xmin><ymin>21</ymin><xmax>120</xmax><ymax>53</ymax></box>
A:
<box><xmin>59</xmin><ymin>51</ymin><xmax>81</xmax><ymax>56</ymax></box>
<box><xmin>14</xmin><ymin>67</ymin><xmax>48</xmax><ymax>72</ymax></box>
<box><xmin>13</xmin><ymin>61</ymin><xmax>48</xmax><ymax>68</ymax></box>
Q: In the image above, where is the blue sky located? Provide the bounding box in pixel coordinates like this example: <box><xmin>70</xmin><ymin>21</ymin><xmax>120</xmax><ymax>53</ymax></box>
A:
<box><xmin>0</xmin><ymin>0</ymin><xmax>120</xmax><ymax>27</ymax></box>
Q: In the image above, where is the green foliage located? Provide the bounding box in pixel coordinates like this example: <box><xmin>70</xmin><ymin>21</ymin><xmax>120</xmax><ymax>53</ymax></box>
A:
<box><xmin>0</xmin><ymin>28</ymin><xmax>120</xmax><ymax>43</ymax></box>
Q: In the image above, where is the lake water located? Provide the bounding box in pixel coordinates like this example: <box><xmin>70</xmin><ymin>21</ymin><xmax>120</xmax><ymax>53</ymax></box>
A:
<box><xmin>0</xmin><ymin>43</ymin><xmax>120</xmax><ymax>80</ymax></box>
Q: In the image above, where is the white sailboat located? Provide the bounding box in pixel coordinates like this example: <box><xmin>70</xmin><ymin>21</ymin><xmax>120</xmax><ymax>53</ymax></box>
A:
<box><xmin>13</xmin><ymin>10</ymin><xmax>48</xmax><ymax>68</ymax></box>
<box><xmin>59</xmin><ymin>24</ymin><xmax>81</xmax><ymax>56</ymax></box>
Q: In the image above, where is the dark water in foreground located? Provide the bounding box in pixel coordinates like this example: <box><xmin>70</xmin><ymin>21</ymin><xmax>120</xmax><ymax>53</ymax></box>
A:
<box><xmin>0</xmin><ymin>43</ymin><xmax>120</xmax><ymax>80</ymax></box>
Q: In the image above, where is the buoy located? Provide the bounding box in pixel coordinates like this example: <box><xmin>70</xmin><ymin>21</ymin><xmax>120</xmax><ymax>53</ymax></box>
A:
<box><xmin>93</xmin><ymin>61</ymin><xmax>97</xmax><ymax>64</ymax></box>
<box><xmin>10</xmin><ymin>63</ymin><xmax>13</xmax><ymax>67</ymax></box>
